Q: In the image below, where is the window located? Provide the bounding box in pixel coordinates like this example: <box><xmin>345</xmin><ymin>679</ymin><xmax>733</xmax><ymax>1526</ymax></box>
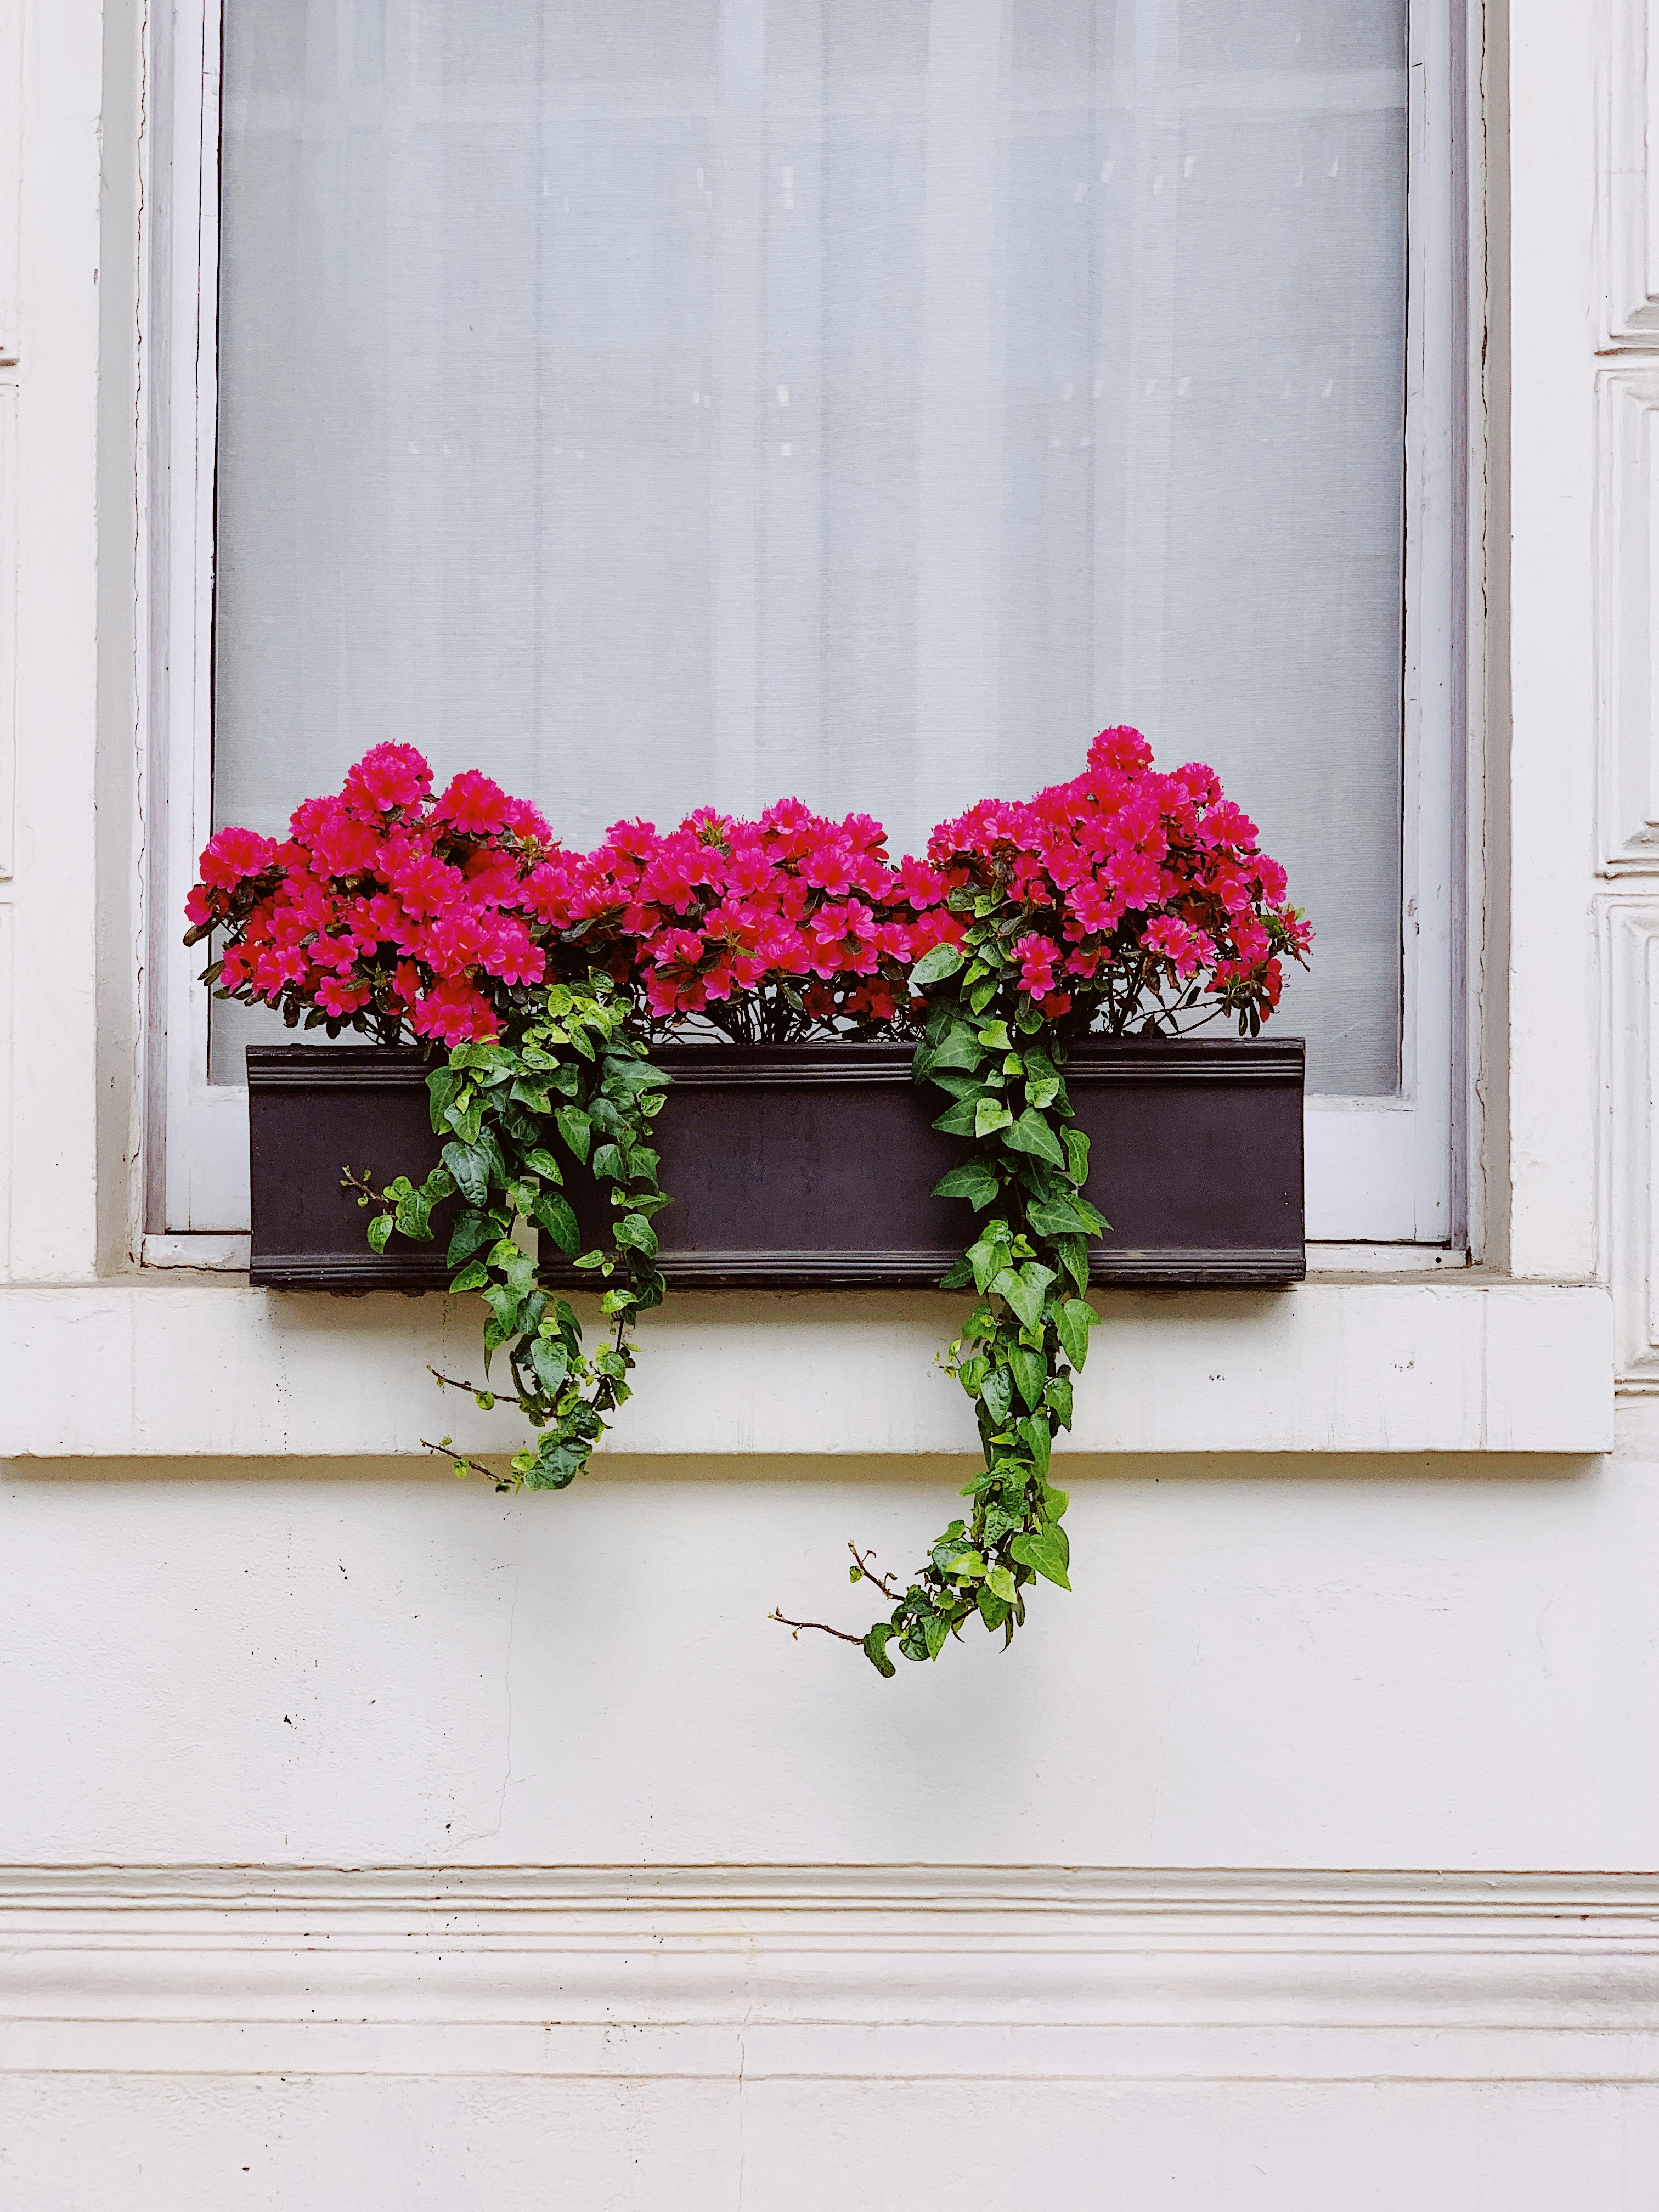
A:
<box><xmin>151</xmin><ymin>0</ymin><xmax>1460</xmax><ymax>1245</ymax></box>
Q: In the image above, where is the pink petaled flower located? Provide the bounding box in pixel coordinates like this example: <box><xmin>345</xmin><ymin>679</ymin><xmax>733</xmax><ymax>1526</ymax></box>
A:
<box><xmin>896</xmin><ymin>857</ymin><xmax>948</xmax><ymax>911</ymax></box>
<box><xmin>802</xmin><ymin>839</ymin><xmax>857</xmax><ymax>896</ymax></box>
<box><xmin>463</xmin><ymin>847</ymin><xmax>524</xmax><ymax>907</ymax></box>
<box><xmin>184</xmin><ymin>883</ymin><xmax>216</xmax><ymax>928</ymax></box>
<box><xmin>308</xmin><ymin>811</ymin><xmax>384</xmax><ymax>880</ymax></box>
<box><xmin>479</xmin><ymin>917</ymin><xmax>545</xmax><ymax>988</ymax></box>
<box><xmin>1201</xmin><ymin>799</ymin><xmax>1259</xmax><ymax>850</ymax></box>
<box><xmin>198</xmin><ymin>825</ymin><xmax>280</xmax><ymax>889</ymax></box>
<box><xmin>1039</xmin><ymin>991</ymin><xmax>1072</xmax><ymax>1018</ymax></box>
<box><xmin>502</xmin><ymin>795</ymin><xmax>554</xmax><ymax>845</ymax></box>
<box><xmin>342</xmin><ymin>742</ymin><xmax>433</xmax><ymax>819</ymax></box>
<box><xmin>1013</xmin><ymin>932</ymin><xmax>1060</xmax><ymax>998</ymax></box>
<box><xmin>315</xmin><ymin>975</ymin><xmax>371</xmax><ymax>1019</ymax></box>
<box><xmin>1255</xmin><ymin>854</ymin><xmax>1288</xmax><ymax>904</ymax></box>
<box><xmin>390</xmin><ymin>851</ymin><xmax>466</xmax><ymax>919</ymax></box>
<box><xmin>1105</xmin><ymin>848</ymin><xmax>1164</xmax><ymax>908</ymax></box>
<box><xmin>1066</xmin><ymin>878</ymin><xmax>1123</xmax><ymax>935</ymax></box>
<box><xmin>435</xmin><ymin>769</ymin><xmax>512</xmax><ymax>837</ymax></box>
<box><xmin>1231</xmin><ymin>914</ymin><xmax>1271</xmax><ymax>964</ymax></box>
<box><xmin>1175</xmin><ymin>760</ymin><xmax>1221</xmax><ymax>805</ymax></box>
<box><xmin>411</xmin><ymin>978</ymin><xmax>499</xmax><ymax>1045</ymax></box>
<box><xmin>422</xmin><ymin>910</ymin><xmax>492</xmax><ymax>977</ymax></box>
<box><xmin>1142</xmin><ymin>914</ymin><xmax>1201</xmax><ymax>978</ymax></box>
<box><xmin>1090</xmin><ymin>725</ymin><xmax>1154</xmax><ymax>775</ymax></box>
<box><xmin>251</xmin><ymin>944</ymin><xmax>309</xmax><ymax>994</ymax></box>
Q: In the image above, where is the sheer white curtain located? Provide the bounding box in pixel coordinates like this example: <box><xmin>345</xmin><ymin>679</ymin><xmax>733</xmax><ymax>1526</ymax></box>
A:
<box><xmin>214</xmin><ymin>0</ymin><xmax>1407</xmax><ymax>1092</ymax></box>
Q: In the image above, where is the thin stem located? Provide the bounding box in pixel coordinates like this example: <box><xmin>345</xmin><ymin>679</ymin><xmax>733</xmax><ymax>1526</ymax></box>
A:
<box><xmin>769</xmin><ymin>1609</ymin><xmax>864</xmax><ymax>1646</ymax></box>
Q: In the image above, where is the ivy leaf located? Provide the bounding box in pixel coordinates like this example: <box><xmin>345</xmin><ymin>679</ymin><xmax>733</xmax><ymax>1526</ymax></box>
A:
<box><xmin>1020</xmin><ymin>1413</ymin><xmax>1052</xmax><ymax>1479</ymax></box>
<box><xmin>1009</xmin><ymin>1344</ymin><xmax>1046</xmax><ymax>1411</ymax></box>
<box><xmin>1055</xmin><ymin>1234</ymin><xmax>1091</xmax><ymax>1294</ymax></box>
<box><xmin>366</xmin><ymin>1214</ymin><xmax>393</xmax><ymax>1255</ymax></box>
<box><xmin>446</xmin><ymin>1208</ymin><xmax>499</xmax><ymax>1270</ymax></box>
<box><xmin>1002</xmin><ymin>1108</ymin><xmax>1065</xmax><ymax>1167</ymax></box>
<box><xmin>930</xmin><ymin>1094</ymin><xmax>981</xmax><ymax>1138</ymax></box>
<box><xmin>974</xmin><ymin>1097</ymin><xmax>1013</xmax><ymax>1138</ymax></box>
<box><xmin>910</xmin><ymin>940</ymin><xmax>966</xmax><ymax>988</ymax></box>
<box><xmin>448</xmin><ymin>1259</ymin><xmax>490</xmax><ymax>1294</ymax></box>
<box><xmin>523</xmin><ymin>1146</ymin><xmax>564</xmax><ymax>1184</ymax></box>
<box><xmin>980</xmin><ymin>1364</ymin><xmax>1014</xmax><ymax>1432</ymax></box>
<box><xmin>990</xmin><ymin>1264</ymin><xmax>1050</xmax><ymax>1331</ymax></box>
<box><xmin>928</xmin><ymin>1023</ymin><xmax>988</xmax><ymax>1074</ymax></box>
<box><xmin>923</xmin><ymin>1611</ymin><xmax>951</xmax><ymax>1659</ymax></box>
<box><xmin>440</xmin><ymin>1140</ymin><xmax>492</xmax><ymax>1209</ymax></box>
<box><xmin>1044</xmin><ymin>1373</ymin><xmax>1074</xmax><ymax>1430</ymax></box>
<box><xmin>1062</xmin><ymin>1127</ymin><xmax>1091</xmax><ymax>1184</ymax></box>
<box><xmin>591</xmin><ymin>1142</ymin><xmax>626</xmax><ymax>1184</ymax></box>
<box><xmin>528</xmin><ymin>1335</ymin><xmax>570</xmax><ymax>1397</ymax></box>
<box><xmin>426</xmin><ymin>1066</ymin><xmax>462</xmax><ymax>1136</ymax></box>
<box><xmin>862</xmin><ymin>1624</ymin><xmax>897</xmax><ymax>1678</ymax></box>
<box><xmin>985</xmin><ymin>1565</ymin><xmax>1017</xmax><ymax>1604</ymax></box>
<box><xmin>555</xmin><ymin>1105</ymin><xmax>592</xmax><ymax>1165</ymax></box>
<box><xmin>1056</xmin><ymin>1297</ymin><xmax>1099</xmax><ymax>1372</ymax></box>
<box><xmin>932</xmin><ymin>1159</ymin><xmax>1001</xmax><ymax>1210</ymax></box>
<box><xmin>533</xmin><ymin>1190</ymin><xmax>582</xmax><ymax>1255</ymax></box>
<box><xmin>977</xmin><ymin>1588</ymin><xmax>1012</xmax><ymax>1630</ymax></box>
<box><xmin>1011</xmin><ymin>1524</ymin><xmax>1071</xmax><ymax>1590</ymax></box>
<box><xmin>614</xmin><ymin>1212</ymin><xmax>659</xmax><ymax>1257</ymax></box>
<box><xmin>1026</xmin><ymin>1194</ymin><xmax>1094</xmax><ymax>1239</ymax></box>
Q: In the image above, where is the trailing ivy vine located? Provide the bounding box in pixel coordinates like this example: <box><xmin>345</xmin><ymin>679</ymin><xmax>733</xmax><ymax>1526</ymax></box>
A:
<box><xmin>351</xmin><ymin>980</ymin><xmax>672</xmax><ymax>1492</ymax></box>
<box><xmin>771</xmin><ymin>916</ymin><xmax>1103</xmax><ymax>1675</ymax></box>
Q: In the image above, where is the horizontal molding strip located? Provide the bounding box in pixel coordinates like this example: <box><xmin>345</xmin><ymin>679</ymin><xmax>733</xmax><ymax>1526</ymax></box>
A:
<box><xmin>7</xmin><ymin>1867</ymin><xmax>1659</xmax><ymax>2083</ymax></box>
<box><xmin>0</xmin><ymin>1280</ymin><xmax>1612</xmax><ymax>1454</ymax></box>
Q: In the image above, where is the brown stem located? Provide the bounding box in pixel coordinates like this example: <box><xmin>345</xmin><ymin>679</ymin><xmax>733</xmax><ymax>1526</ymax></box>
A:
<box><xmin>428</xmin><ymin>1365</ymin><xmax>493</xmax><ymax>1398</ymax></box>
<box><xmin>769</xmin><ymin>1609</ymin><xmax>864</xmax><ymax>1647</ymax></box>
<box><xmin>420</xmin><ymin>1437</ymin><xmax>505</xmax><ymax>1485</ymax></box>
<box><xmin>848</xmin><ymin>1543</ymin><xmax>904</xmax><ymax>1601</ymax></box>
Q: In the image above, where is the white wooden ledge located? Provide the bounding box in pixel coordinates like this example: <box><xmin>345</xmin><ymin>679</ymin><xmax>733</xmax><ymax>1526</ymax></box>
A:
<box><xmin>0</xmin><ymin>1278</ymin><xmax>1612</xmax><ymax>1457</ymax></box>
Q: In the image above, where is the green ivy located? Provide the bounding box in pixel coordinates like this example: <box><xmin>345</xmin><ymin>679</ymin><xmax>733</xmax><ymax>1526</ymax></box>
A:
<box><xmin>774</xmin><ymin>911</ymin><xmax>1103</xmax><ymax>1675</ymax></box>
<box><xmin>353</xmin><ymin>979</ymin><xmax>671</xmax><ymax>1492</ymax></box>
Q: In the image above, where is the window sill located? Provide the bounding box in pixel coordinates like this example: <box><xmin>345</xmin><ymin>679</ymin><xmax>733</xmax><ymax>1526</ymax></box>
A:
<box><xmin>0</xmin><ymin>1277</ymin><xmax>1613</xmax><ymax>1458</ymax></box>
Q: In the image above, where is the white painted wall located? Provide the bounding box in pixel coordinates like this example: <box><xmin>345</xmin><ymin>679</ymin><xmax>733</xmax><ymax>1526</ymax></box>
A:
<box><xmin>7</xmin><ymin>0</ymin><xmax>1659</xmax><ymax>2203</ymax></box>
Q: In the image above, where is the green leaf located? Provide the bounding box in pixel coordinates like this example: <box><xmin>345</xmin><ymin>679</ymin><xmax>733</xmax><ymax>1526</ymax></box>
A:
<box><xmin>527</xmin><ymin>1335</ymin><xmax>570</xmax><ymax>1397</ymax></box>
<box><xmin>1026</xmin><ymin>1194</ymin><xmax>1097</xmax><ymax>1239</ymax></box>
<box><xmin>927</xmin><ymin>1023</ymin><xmax>988</xmax><ymax>1074</ymax></box>
<box><xmin>1055</xmin><ymin>1297</ymin><xmax>1099</xmax><ymax>1372</ymax></box>
<box><xmin>1009</xmin><ymin>1344</ymin><xmax>1046</xmax><ymax>1411</ymax></box>
<box><xmin>974</xmin><ymin>1096</ymin><xmax>1013</xmax><ymax>1138</ymax></box>
<box><xmin>555</xmin><ymin>1105</ymin><xmax>592</xmax><ymax>1165</ymax></box>
<box><xmin>366</xmin><ymin>1214</ymin><xmax>393</xmax><ymax>1255</ymax></box>
<box><xmin>980</xmin><ymin>1364</ymin><xmax>1013</xmax><ymax>1432</ymax></box>
<box><xmin>985</xmin><ymin>1565</ymin><xmax>1017</xmax><ymax>1604</ymax></box>
<box><xmin>440</xmin><ymin>1140</ymin><xmax>492</xmax><ymax>1208</ymax></box>
<box><xmin>862</xmin><ymin>1624</ymin><xmax>897</xmax><ymax>1678</ymax></box>
<box><xmin>977</xmin><ymin>1588</ymin><xmax>1012</xmax><ymax>1630</ymax></box>
<box><xmin>1044</xmin><ymin>1373</ymin><xmax>1074</xmax><ymax>1430</ymax></box>
<box><xmin>1062</xmin><ymin>1127</ymin><xmax>1091</xmax><ymax>1184</ymax></box>
<box><xmin>930</xmin><ymin>1094</ymin><xmax>980</xmax><ymax>1138</ymax></box>
<box><xmin>523</xmin><ymin>1146</ymin><xmax>563</xmax><ymax>1184</ymax></box>
<box><xmin>932</xmin><ymin>1159</ymin><xmax>1001</xmax><ymax>1210</ymax></box>
<box><xmin>614</xmin><ymin>1211</ymin><xmax>659</xmax><ymax>1257</ymax></box>
<box><xmin>1011</xmin><ymin>1524</ymin><xmax>1071</xmax><ymax>1590</ymax></box>
<box><xmin>426</xmin><ymin>1066</ymin><xmax>462</xmax><ymax>1136</ymax></box>
<box><xmin>1020</xmin><ymin>1413</ymin><xmax>1052</xmax><ymax>1479</ymax></box>
<box><xmin>909</xmin><ymin>939</ymin><xmax>966</xmax><ymax>988</ymax></box>
<box><xmin>1002</xmin><ymin>1108</ymin><xmax>1065</xmax><ymax>1167</ymax></box>
<box><xmin>1054</xmin><ymin>1234</ymin><xmax>1091</xmax><ymax>1293</ymax></box>
<box><xmin>446</xmin><ymin>1209</ymin><xmax>499</xmax><ymax>1269</ymax></box>
<box><xmin>990</xmin><ymin>1264</ymin><xmax>1049</xmax><ymax>1332</ymax></box>
<box><xmin>923</xmin><ymin>1610</ymin><xmax>951</xmax><ymax>1659</ymax></box>
<box><xmin>533</xmin><ymin>1190</ymin><xmax>581</xmax><ymax>1254</ymax></box>
<box><xmin>448</xmin><ymin>1260</ymin><xmax>490</xmax><ymax>1294</ymax></box>
<box><xmin>591</xmin><ymin>1142</ymin><xmax>625</xmax><ymax>1184</ymax></box>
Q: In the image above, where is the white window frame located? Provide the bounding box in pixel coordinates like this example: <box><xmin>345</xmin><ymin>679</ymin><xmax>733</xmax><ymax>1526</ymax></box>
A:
<box><xmin>143</xmin><ymin>0</ymin><xmax>1464</xmax><ymax>1250</ymax></box>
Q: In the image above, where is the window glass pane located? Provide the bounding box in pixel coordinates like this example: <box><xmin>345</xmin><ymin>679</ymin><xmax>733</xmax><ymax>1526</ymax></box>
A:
<box><xmin>214</xmin><ymin>0</ymin><xmax>1406</xmax><ymax>1092</ymax></box>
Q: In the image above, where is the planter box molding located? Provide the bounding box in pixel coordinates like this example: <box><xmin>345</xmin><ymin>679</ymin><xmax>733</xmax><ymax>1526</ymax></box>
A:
<box><xmin>245</xmin><ymin>1037</ymin><xmax>1306</xmax><ymax>1294</ymax></box>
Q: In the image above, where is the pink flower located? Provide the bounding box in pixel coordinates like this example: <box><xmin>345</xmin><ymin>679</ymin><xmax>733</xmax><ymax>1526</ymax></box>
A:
<box><xmin>342</xmin><ymin>743</ymin><xmax>433</xmax><ymax>818</ymax></box>
<box><xmin>1013</xmin><ymin>933</ymin><xmax>1060</xmax><ymax>997</ymax></box>
<box><xmin>411</xmin><ymin>978</ymin><xmax>499</xmax><ymax>1045</ymax></box>
<box><xmin>198</xmin><ymin>826</ymin><xmax>279</xmax><ymax>889</ymax></box>
<box><xmin>435</xmin><ymin>770</ymin><xmax>512</xmax><ymax>837</ymax></box>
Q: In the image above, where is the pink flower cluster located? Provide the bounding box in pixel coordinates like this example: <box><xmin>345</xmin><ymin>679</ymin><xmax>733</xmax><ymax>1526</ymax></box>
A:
<box><xmin>187</xmin><ymin>746</ymin><xmax>560</xmax><ymax>1045</ymax></box>
<box><xmin>188</xmin><ymin>730</ymin><xmax>1308</xmax><ymax>1048</ymax></box>
<box><xmin>515</xmin><ymin>802</ymin><xmax>960</xmax><ymax>1030</ymax></box>
<box><xmin>927</xmin><ymin>726</ymin><xmax>1311</xmax><ymax>1028</ymax></box>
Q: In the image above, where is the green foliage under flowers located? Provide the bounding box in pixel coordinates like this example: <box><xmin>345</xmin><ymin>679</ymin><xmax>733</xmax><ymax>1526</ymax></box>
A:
<box><xmin>351</xmin><ymin>979</ymin><xmax>671</xmax><ymax>1492</ymax></box>
<box><xmin>771</xmin><ymin>905</ymin><xmax>1101</xmax><ymax>1675</ymax></box>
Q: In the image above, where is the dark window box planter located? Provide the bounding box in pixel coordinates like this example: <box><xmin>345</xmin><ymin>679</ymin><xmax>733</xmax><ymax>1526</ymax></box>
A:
<box><xmin>245</xmin><ymin>1036</ymin><xmax>1305</xmax><ymax>1292</ymax></box>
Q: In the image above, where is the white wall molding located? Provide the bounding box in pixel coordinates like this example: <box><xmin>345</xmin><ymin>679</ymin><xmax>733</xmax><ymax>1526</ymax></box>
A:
<box><xmin>5</xmin><ymin>1864</ymin><xmax>1659</xmax><ymax>2083</ymax></box>
<box><xmin>0</xmin><ymin>1278</ymin><xmax>1614</xmax><ymax>1457</ymax></box>
<box><xmin>0</xmin><ymin>0</ymin><xmax>19</xmax><ymax>366</ymax></box>
<box><xmin>1599</xmin><ymin>0</ymin><xmax>1659</xmax><ymax>342</ymax></box>
<box><xmin>1604</xmin><ymin>899</ymin><xmax>1659</xmax><ymax>1383</ymax></box>
<box><xmin>1596</xmin><ymin>367</ymin><xmax>1659</xmax><ymax>871</ymax></box>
